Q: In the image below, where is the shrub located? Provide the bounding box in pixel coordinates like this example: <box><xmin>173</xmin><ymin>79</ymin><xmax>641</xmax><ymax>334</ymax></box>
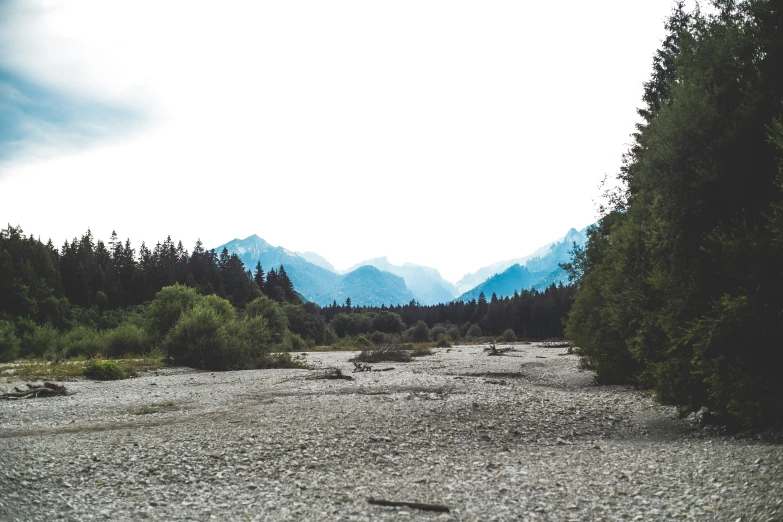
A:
<box><xmin>84</xmin><ymin>359</ymin><xmax>126</xmax><ymax>380</ymax></box>
<box><xmin>434</xmin><ymin>334</ymin><xmax>451</xmax><ymax>348</ymax></box>
<box><xmin>412</xmin><ymin>345</ymin><xmax>435</xmax><ymax>357</ymax></box>
<box><xmin>284</xmin><ymin>331</ymin><xmax>309</xmax><ymax>351</ymax></box>
<box><xmin>410</xmin><ymin>321</ymin><xmax>431</xmax><ymax>343</ymax></box>
<box><xmin>0</xmin><ymin>319</ymin><xmax>20</xmax><ymax>362</ymax></box>
<box><xmin>351</xmin><ymin>344</ymin><xmax>412</xmax><ymax>363</ymax></box>
<box><xmin>245</xmin><ymin>295</ymin><xmax>288</xmax><ymax>344</ymax></box>
<box><xmin>353</xmin><ymin>335</ymin><xmax>372</xmax><ymax>348</ymax></box>
<box><xmin>104</xmin><ymin>324</ymin><xmax>149</xmax><ymax>357</ymax></box>
<box><xmin>370</xmin><ymin>331</ymin><xmax>386</xmax><ymax>344</ymax></box>
<box><xmin>145</xmin><ymin>285</ymin><xmax>201</xmax><ymax>341</ymax></box>
<box><xmin>466</xmin><ymin>324</ymin><xmax>482</xmax><ymax>339</ymax></box>
<box><xmin>323</xmin><ymin>325</ymin><xmax>339</xmax><ymax>345</ymax></box>
<box><xmin>500</xmin><ymin>329</ymin><xmax>516</xmax><ymax>342</ymax></box>
<box><xmin>430</xmin><ymin>325</ymin><xmax>447</xmax><ymax>339</ymax></box>
<box><xmin>60</xmin><ymin>326</ymin><xmax>105</xmax><ymax>358</ymax></box>
<box><xmin>372</xmin><ymin>312</ymin><xmax>406</xmax><ymax>334</ymax></box>
<box><xmin>20</xmin><ymin>323</ymin><xmax>59</xmax><ymax>358</ymax></box>
<box><xmin>447</xmin><ymin>326</ymin><xmax>461</xmax><ymax>341</ymax></box>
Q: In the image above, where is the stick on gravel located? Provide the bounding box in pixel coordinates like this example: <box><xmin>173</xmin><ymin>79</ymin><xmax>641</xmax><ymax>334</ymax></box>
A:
<box><xmin>367</xmin><ymin>497</ymin><xmax>450</xmax><ymax>512</ymax></box>
<box><xmin>2</xmin><ymin>382</ymin><xmax>68</xmax><ymax>399</ymax></box>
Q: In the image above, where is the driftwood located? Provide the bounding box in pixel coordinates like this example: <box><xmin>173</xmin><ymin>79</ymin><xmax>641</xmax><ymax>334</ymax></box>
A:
<box><xmin>310</xmin><ymin>368</ymin><xmax>354</xmax><ymax>381</ymax></box>
<box><xmin>353</xmin><ymin>362</ymin><xmax>396</xmax><ymax>373</ymax></box>
<box><xmin>540</xmin><ymin>341</ymin><xmax>571</xmax><ymax>348</ymax></box>
<box><xmin>367</xmin><ymin>497</ymin><xmax>450</xmax><ymax>513</ymax></box>
<box><xmin>484</xmin><ymin>342</ymin><xmax>513</xmax><ymax>356</ymax></box>
<box><xmin>2</xmin><ymin>382</ymin><xmax>68</xmax><ymax>400</ymax></box>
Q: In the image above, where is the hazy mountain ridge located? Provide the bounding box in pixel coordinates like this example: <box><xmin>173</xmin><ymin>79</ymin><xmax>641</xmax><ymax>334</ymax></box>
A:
<box><xmin>216</xmin><ymin>226</ymin><xmax>589</xmax><ymax>307</ymax></box>
<box><xmin>215</xmin><ymin>236</ymin><xmax>414</xmax><ymax>306</ymax></box>
<box><xmin>455</xmin><ymin>227</ymin><xmax>588</xmax><ymax>301</ymax></box>
<box><xmin>343</xmin><ymin>256</ymin><xmax>458</xmax><ymax>305</ymax></box>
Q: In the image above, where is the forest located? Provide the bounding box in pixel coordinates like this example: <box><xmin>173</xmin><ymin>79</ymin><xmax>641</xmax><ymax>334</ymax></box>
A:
<box><xmin>0</xmin><ymin>223</ymin><xmax>572</xmax><ymax>370</ymax></box>
<box><xmin>562</xmin><ymin>0</ymin><xmax>783</xmax><ymax>426</ymax></box>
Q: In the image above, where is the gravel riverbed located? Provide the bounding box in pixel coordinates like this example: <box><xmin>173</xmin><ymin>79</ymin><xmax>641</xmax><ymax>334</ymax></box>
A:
<box><xmin>1</xmin><ymin>344</ymin><xmax>781</xmax><ymax>521</ymax></box>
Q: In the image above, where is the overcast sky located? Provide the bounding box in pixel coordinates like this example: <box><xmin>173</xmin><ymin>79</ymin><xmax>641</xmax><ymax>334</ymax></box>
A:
<box><xmin>0</xmin><ymin>0</ymin><xmax>679</xmax><ymax>283</ymax></box>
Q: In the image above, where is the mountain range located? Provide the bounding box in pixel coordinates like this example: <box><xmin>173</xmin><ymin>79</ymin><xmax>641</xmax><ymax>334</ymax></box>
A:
<box><xmin>456</xmin><ymin>227</ymin><xmax>588</xmax><ymax>301</ymax></box>
<box><xmin>214</xmin><ymin>226</ymin><xmax>589</xmax><ymax>307</ymax></box>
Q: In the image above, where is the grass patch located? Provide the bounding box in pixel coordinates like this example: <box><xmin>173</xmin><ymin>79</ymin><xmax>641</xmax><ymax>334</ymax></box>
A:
<box><xmin>412</xmin><ymin>345</ymin><xmax>434</xmax><ymax>357</ymax></box>
<box><xmin>259</xmin><ymin>352</ymin><xmax>309</xmax><ymax>369</ymax></box>
<box><xmin>0</xmin><ymin>353</ymin><xmax>165</xmax><ymax>380</ymax></box>
<box><xmin>134</xmin><ymin>401</ymin><xmax>177</xmax><ymax>415</ymax></box>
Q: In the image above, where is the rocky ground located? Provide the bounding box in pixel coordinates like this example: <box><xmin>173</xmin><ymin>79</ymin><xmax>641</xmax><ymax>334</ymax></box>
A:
<box><xmin>0</xmin><ymin>344</ymin><xmax>781</xmax><ymax>521</ymax></box>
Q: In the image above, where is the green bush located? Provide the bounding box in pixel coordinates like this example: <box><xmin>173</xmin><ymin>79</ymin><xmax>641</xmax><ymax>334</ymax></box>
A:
<box><xmin>500</xmin><ymin>329</ymin><xmax>516</xmax><ymax>342</ymax></box>
<box><xmin>20</xmin><ymin>323</ymin><xmax>59</xmax><ymax>358</ymax></box>
<box><xmin>430</xmin><ymin>325</ymin><xmax>447</xmax><ymax>339</ymax></box>
<box><xmin>245</xmin><ymin>295</ymin><xmax>288</xmax><ymax>344</ymax></box>
<box><xmin>410</xmin><ymin>321</ymin><xmax>431</xmax><ymax>343</ymax></box>
<box><xmin>284</xmin><ymin>331</ymin><xmax>309</xmax><ymax>351</ymax></box>
<box><xmin>84</xmin><ymin>359</ymin><xmax>126</xmax><ymax>380</ymax></box>
<box><xmin>354</xmin><ymin>335</ymin><xmax>372</xmax><ymax>348</ymax></box>
<box><xmin>145</xmin><ymin>285</ymin><xmax>201</xmax><ymax>341</ymax></box>
<box><xmin>466</xmin><ymin>324</ymin><xmax>482</xmax><ymax>339</ymax></box>
<box><xmin>163</xmin><ymin>298</ymin><xmax>281</xmax><ymax>371</ymax></box>
<box><xmin>434</xmin><ymin>334</ymin><xmax>451</xmax><ymax>348</ymax></box>
<box><xmin>60</xmin><ymin>326</ymin><xmax>105</xmax><ymax>358</ymax></box>
<box><xmin>323</xmin><ymin>325</ymin><xmax>339</xmax><ymax>345</ymax></box>
<box><xmin>0</xmin><ymin>319</ymin><xmax>20</xmax><ymax>362</ymax></box>
<box><xmin>104</xmin><ymin>324</ymin><xmax>149</xmax><ymax>357</ymax></box>
<box><xmin>370</xmin><ymin>331</ymin><xmax>386</xmax><ymax>344</ymax></box>
<box><xmin>447</xmin><ymin>326</ymin><xmax>461</xmax><ymax>341</ymax></box>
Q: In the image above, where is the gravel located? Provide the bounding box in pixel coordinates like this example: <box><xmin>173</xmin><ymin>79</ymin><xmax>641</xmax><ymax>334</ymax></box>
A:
<box><xmin>1</xmin><ymin>344</ymin><xmax>781</xmax><ymax>521</ymax></box>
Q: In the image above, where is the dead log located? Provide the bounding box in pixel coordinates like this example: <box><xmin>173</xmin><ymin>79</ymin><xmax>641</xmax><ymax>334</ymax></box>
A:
<box><xmin>310</xmin><ymin>368</ymin><xmax>354</xmax><ymax>381</ymax></box>
<box><xmin>367</xmin><ymin>497</ymin><xmax>450</xmax><ymax>513</ymax></box>
<box><xmin>2</xmin><ymin>382</ymin><xmax>68</xmax><ymax>400</ymax></box>
<box><xmin>484</xmin><ymin>342</ymin><xmax>513</xmax><ymax>356</ymax></box>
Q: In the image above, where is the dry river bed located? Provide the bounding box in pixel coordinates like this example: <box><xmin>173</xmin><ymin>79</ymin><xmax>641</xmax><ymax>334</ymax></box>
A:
<box><xmin>0</xmin><ymin>344</ymin><xmax>781</xmax><ymax>521</ymax></box>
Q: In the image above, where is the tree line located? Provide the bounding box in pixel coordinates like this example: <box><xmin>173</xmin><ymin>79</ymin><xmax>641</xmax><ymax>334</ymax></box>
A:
<box><xmin>0</xmin><ymin>223</ymin><xmax>573</xmax><ymax>366</ymax></box>
<box><xmin>562</xmin><ymin>0</ymin><xmax>783</xmax><ymax>427</ymax></box>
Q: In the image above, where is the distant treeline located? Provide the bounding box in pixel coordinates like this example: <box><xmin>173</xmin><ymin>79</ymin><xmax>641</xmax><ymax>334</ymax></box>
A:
<box><xmin>563</xmin><ymin>0</ymin><xmax>783</xmax><ymax>426</ymax></box>
<box><xmin>0</xmin><ymin>224</ymin><xmax>573</xmax><ymax>367</ymax></box>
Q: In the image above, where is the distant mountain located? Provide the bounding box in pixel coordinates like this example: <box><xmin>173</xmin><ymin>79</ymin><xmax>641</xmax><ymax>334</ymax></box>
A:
<box><xmin>214</xmin><ymin>235</ymin><xmax>415</xmax><ymax>307</ymax></box>
<box><xmin>455</xmin><ymin>227</ymin><xmax>588</xmax><ymax>301</ymax></box>
<box><xmin>313</xmin><ymin>266</ymin><xmax>415</xmax><ymax>307</ymax></box>
<box><xmin>455</xmin><ymin>227</ymin><xmax>588</xmax><ymax>295</ymax></box>
<box><xmin>298</xmin><ymin>251</ymin><xmax>337</xmax><ymax>273</ymax></box>
<box><xmin>343</xmin><ymin>256</ymin><xmax>458</xmax><ymax>305</ymax></box>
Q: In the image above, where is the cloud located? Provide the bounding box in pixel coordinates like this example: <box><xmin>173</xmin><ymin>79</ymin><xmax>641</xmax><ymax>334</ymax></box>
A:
<box><xmin>0</xmin><ymin>1</ymin><xmax>148</xmax><ymax>170</ymax></box>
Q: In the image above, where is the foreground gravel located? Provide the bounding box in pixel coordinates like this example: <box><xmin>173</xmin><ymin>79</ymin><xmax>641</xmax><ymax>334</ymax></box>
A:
<box><xmin>1</xmin><ymin>344</ymin><xmax>781</xmax><ymax>521</ymax></box>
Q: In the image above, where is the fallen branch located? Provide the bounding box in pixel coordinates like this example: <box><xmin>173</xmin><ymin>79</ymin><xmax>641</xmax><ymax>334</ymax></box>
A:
<box><xmin>367</xmin><ymin>497</ymin><xmax>450</xmax><ymax>513</ymax></box>
<box><xmin>484</xmin><ymin>342</ymin><xmax>513</xmax><ymax>356</ymax></box>
<box><xmin>373</xmin><ymin>367</ymin><xmax>395</xmax><ymax>372</ymax></box>
<box><xmin>540</xmin><ymin>341</ymin><xmax>570</xmax><ymax>348</ymax></box>
<box><xmin>2</xmin><ymin>382</ymin><xmax>68</xmax><ymax>400</ymax></box>
<box><xmin>309</xmin><ymin>368</ymin><xmax>353</xmax><ymax>381</ymax></box>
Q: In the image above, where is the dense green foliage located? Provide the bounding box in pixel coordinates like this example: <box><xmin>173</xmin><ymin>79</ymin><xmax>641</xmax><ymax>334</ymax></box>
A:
<box><xmin>564</xmin><ymin>0</ymin><xmax>783</xmax><ymax>426</ymax></box>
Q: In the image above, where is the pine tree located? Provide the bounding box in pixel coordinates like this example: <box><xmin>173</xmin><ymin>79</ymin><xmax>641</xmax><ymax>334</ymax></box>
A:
<box><xmin>254</xmin><ymin>262</ymin><xmax>265</xmax><ymax>292</ymax></box>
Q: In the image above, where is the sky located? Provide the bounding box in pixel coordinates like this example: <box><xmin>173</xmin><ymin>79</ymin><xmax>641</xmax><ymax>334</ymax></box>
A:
<box><xmin>0</xmin><ymin>0</ymin><xmax>680</xmax><ymax>283</ymax></box>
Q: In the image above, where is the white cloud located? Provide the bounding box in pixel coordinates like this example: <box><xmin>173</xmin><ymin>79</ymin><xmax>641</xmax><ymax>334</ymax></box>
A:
<box><xmin>0</xmin><ymin>0</ymin><xmax>678</xmax><ymax>282</ymax></box>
